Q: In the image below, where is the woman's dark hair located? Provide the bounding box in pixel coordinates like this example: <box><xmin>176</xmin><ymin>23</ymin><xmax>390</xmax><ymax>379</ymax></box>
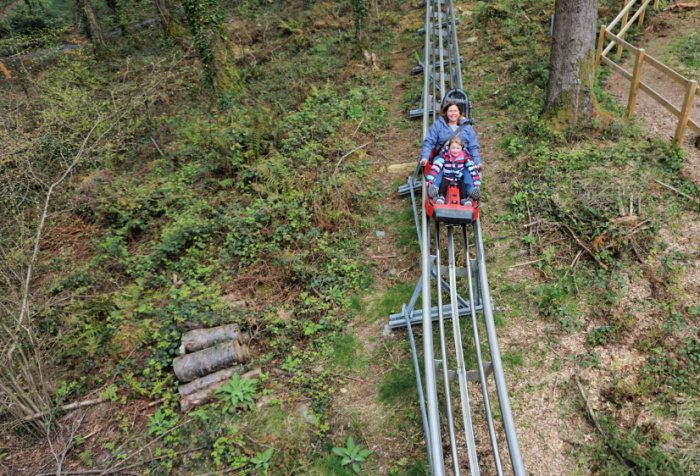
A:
<box><xmin>439</xmin><ymin>101</ymin><xmax>464</xmax><ymax>122</ymax></box>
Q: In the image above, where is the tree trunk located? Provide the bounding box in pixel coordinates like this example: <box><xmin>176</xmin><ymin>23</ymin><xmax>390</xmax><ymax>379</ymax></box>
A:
<box><xmin>543</xmin><ymin>0</ymin><xmax>599</xmax><ymax>128</ymax></box>
<box><xmin>105</xmin><ymin>0</ymin><xmax>128</xmax><ymax>37</ymax></box>
<box><xmin>154</xmin><ymin>0</ymin><xmax>186</xmax><ymax>38</ymax></box>
<box><xmin>351</xmin><ymin>0</ymin><xmax>369</xmax><ymax>44</ymax></box>
<box><xmin>181</xmin><ymin>0</ymin><xmax>242</xmax><ymax>93</ymax></box>
<box><xmin>77</xmin><ymin>0</ymin><xmax>106</xmax><ymax>53</ymax></box>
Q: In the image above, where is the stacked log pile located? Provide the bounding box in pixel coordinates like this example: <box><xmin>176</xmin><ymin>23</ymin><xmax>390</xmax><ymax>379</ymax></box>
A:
<box><xmin>173</xmin><ymin>324</ymin><xmax>258</xmax><ymax>411</ymax></box>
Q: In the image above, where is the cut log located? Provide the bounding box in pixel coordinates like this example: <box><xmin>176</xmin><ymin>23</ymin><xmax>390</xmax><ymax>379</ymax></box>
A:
<box><xmin>179</xmin><ymin>324</ymin><xmax>248</xmax><ymax>355</ymax></box>
<box><xmin>178</xmin><ymin>365</ymin><xmax>245</xmax><ymax>397</ymax></box>
<box><xmin>240</xmin><ymin>368</ymin><xmax>262</xmax><ymax>381</ymax></box>
<box><xmin>179</xmin><ymin>367</ymin><xmax>263</xmax><ymax>411</ymax></box>
<box><xmin>173</xmin><ymin>341</ymin><xmax>250</xmax><ymax>383</ymax></box>
<box><xmin>179</xmin><ymin>379</ymin><xmax>229</xmax><ymax>411</ymax></box>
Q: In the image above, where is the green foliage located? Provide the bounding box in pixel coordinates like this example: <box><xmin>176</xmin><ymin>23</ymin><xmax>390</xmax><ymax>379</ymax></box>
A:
<box><xmin>215</xmin><ymin>374</ymin><xmax>259</xmax><ymax>413</ymax></box>
<box><xmin>673</xmin><ymin>30</ymin><xmax>700</xmax><ymax>69</ymax></box>
<box><xmin>98</xmin><ymin>384</ymin><xmax>119</xmax><ymax>402</ymax></box>
<box><xmin>329</xmin><ymin>334</ymin><xmax>363</xmax><ymax>371</ymax></box>
<box><xmin>210</xmin><ymin>425</ymin><xmax>247</xmax><ymax>470</ymax></box>
<box><xmin>379</xmin><ymin>362</ymin><xmax>417</xmax><ymax>407</ymax></box>
<box><xmin>646</xmin><ymin>338</ymin><xmax>700</xmax><ymax>394</ymax></box>
<box><xmin>78</xmin><ymin>449</ymin><xmax>95</xmax><ymax>467</ymax></box>
<box><xmin>351</xmin><ymin>0</ymin><xmax>369</xmax><ymax>38</ymax></box>
<box><xmin>0</xmin><ymin>5</ymin><xmax>71</xmax><ymax>57</ymax></box>
<box><xmin>250</xmin><ymin>447</ymin><xmax>274</xmax><ymax>472</ymax></box>
<box><xmin>180</xmin><ymin>0</ymin><xmax>227</xmax><ymax>87</ymax></box>
<box><xmin>148</xmin><ymin>408</ymin><xmax>180</xmax><ymax>436</ymax></box>
<box><xmin>332</xmin><ymin>436</ymin><xmax>372</xmax><ymax>474</ymax></box>
<box><xmin>537</xmin><ymin>282</ymin><xmax>581</xmax><ymax>332</ymax></box>
<box><xmin>0</xmin><ymin>0</ymin><xmax>404</xmax><ymax>470</ymax></box>
<box><xmin>588</xmin><ymin>413</ymin><xmax>689</xmax><ymax>474</ymax></box>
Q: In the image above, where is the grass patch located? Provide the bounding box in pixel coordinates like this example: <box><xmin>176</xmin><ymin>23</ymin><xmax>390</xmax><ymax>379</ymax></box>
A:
<box><xmin>671</xmin><ymin>30</ymin><xmax>700</xmax><ymax>71</ymax></box>
<box><xmin>502</xmin><ymin>349</ymin><xmax>525</xmax><ymax>370</ymax></box>
<box><xmin>329</xmin><ymin>333</ymin><xmax>365</xmax><ymax>372</ymax></box>
<box><xmin>379</xmin><ymin>361</ymin><xmax>418</xmax><ymax>407</ymax></box>
<box><xmin>371</xmin><ymin>281</ymin><xmax>417</xmax><ymax>322</ymax></box>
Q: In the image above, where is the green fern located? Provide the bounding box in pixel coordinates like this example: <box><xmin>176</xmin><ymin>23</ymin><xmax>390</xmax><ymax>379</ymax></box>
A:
<box><xmin>79</xmin><ymin>450</ymin><xmax>94</xmax><ymax>467</ymax></box>
<box><xmin>133</xmin><ymin>319</ymin><xmax>153</xmax><ymax>347</ymax></box>
<box><xmin>256</xmin><ymin>152</ymin><xmax>295</xmax><ymax>195</ymax></box>
<box><xmin>123</xmin><ymin>373</ymin><xmax>149</xmax><ymax>397</ymax></box>
<box><xmin>99</xmin><ymin>384</ymin><xmax>118</xmax><ymax>402</ymax></box>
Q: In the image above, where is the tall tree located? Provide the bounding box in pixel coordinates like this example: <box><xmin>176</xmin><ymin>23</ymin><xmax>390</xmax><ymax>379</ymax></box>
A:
<box><xmin>351</xmin><ymin>0</ymin><xmax>368</xmax><ymax>43</ymax></box>
<box><xmin>544</xmin><ymin>0</ymin><xmax>600</xmax><ymax>127</ymax></box>
<box><xmin>181</xmin><ymin>0</ymin><xmax>240</xmax><ymax>93</ymax></box>
<box><xmin>154</xmin><ymin>0</ymin><xmax>185</xmax><ymax>38</ymax></box>
<box><xmin>77</xmin><ymin>0</ymin><xmax>106</xmax><ymax>53</ymax></box>
<box><xmin>105</xmin><ymin>0</ymin><xmax>128</xmax><ymax>37</ymax></box>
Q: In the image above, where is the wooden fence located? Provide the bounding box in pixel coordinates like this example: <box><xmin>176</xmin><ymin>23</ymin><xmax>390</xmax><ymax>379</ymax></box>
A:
<box><xmin>594</xmin><ymin>0</ymin><xmax>699</xmax><ymax>146</ymax></box>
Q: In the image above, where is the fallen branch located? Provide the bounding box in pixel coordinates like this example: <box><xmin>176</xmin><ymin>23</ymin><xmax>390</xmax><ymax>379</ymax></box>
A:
<box><xmin>37</xmin><ymin>446</ymin><xmax>206</xmax><ymax>476</ymax></box>
<box><xmin>24</xmin><ymin>398</ymin><xmax>107</xmax><ymax>422</ymax></box>
<box><xmin>563</xmin><ymin>250</ymin><xmax>583</xmax><ymax>279</ymax></box>
<box><xmin>98</xmin><ymin>418</ymin><xmax>192</xmax><ymax>475</ymax></box>
<box><xmin>333</xmin><ymin>142</ymin><xmax>370</xmax><ymax>176</ymax></box>
<box><xmin>522</xmin><ymin>218</ymin><xmax>545</xmax><ymax>228</ymax></box>
<box><xmin>509</xmin><ymin>258</ymin><xmax>543</xmax><ymax>268</ymax></box>
<box><xmin>559</xmin><ymin>223</ymin><xmax>607</xmax><ymax>270</ymax></box>
<box><xmin>150</xmin><ymin>136</ymin><xmax>166</xmax><ymax>157</ymax></box>
<box><xmin>193</xmin><ymin>463</ymin><xmax>248</xmax><ymax>476</ymax></box>
<box><xmin>575</xmin><ymin>377</ymin><xmax>631</xmax><ymax>469</ymax></box>
<box><xmin>526</xmin><ymin>199</ymin><xmax>533</xmax><ymax>256</ymax></box>
<box><xmin>654</xmin><ymin>179</ymin><xmax>700</xmax><ymax>207</ymax></box>
<box><xmin>272</xmin><ymin>367</ymin><xmax>364</xmax><ymax>383</ymax></box>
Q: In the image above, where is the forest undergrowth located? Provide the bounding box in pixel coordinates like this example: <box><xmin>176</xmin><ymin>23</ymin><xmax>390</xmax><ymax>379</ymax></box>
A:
<box><xmin>1</xmin><ymin>0</ymin><xmax>699</xmax><ymax>474</ymax></box>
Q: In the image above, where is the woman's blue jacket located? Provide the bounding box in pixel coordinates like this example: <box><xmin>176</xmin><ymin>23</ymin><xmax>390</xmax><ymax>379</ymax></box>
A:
<box><xmin>420</xmin><ymin>116</ymin><xmax>481</xmax><ymax>166</ymax></box>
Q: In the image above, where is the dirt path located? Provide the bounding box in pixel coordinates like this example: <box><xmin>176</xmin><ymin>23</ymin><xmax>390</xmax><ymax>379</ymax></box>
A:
<box><xmin>604</xmin><ymin>9</ymin><xmax>700</xmax><ymax>183</ymax></box>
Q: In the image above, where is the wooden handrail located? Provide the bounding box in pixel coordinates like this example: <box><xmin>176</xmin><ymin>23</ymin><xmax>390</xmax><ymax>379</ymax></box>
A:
<box><xmin>604</xmin><ymin>0</ymin><xmax>653</xmax><ymax>57</ymax></box>
<box><xmin>638</xmin><ymin>81</ymin><xmax>681</xmax><ymax>118</ymax></box>
<box><xmin>688</xmin><ymin>118</ymin><xmax>700</xmax><ymax>136</ymax></box>
<box><xmin>607</xmin><ymin>0</ymin><xmax>639</xmax><ymax>31</ymax></box>
<box><xmin>601</xmin><ymin>55</ymin><xmax>632</xmax><ymax>81</ymax></box>
<box><xmin>597</xmin><ymin>0</ymin><xmax>699</xmax><ymax>146</ymax></box>
<box><xmin>604</xmin><ymin>29</ymin><xmax>639</xmax><ymax>56</ymax></box>
<box><xmin>644</xmin><ymin>54</ymin><xmax>688</xmax><ymax>87</ymax></box>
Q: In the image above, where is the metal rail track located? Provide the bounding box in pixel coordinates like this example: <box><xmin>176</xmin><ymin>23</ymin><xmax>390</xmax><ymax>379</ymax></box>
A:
<box><xmin>390</xmin><ymin>1</ymin><xmax>526</xmax><ymax>474</ymax></box>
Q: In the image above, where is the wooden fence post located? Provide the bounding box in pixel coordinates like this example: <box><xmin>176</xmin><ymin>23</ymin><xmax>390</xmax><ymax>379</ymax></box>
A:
<box><xmin>617</xmin><ymin>0</ymin><xmax>630</xmax><ymax>60</ymax></box>
<box><xmin>653</xmin><ymin>0</ymin><xmax>659</xmax><ymax>9</ymax></box>
<box><xmin>639</xmin><ymin>0</ymin><xmax>647</xmax><ymax>26</ymax></box>
<box><xmin>627</xmin><ymin>49</ymin><xmax>645</xmax><ymax>118</ymax></box>
<box><xmin>595</xmin><ymin>26</ymin><xmax>606</xmax><ymax>72</ymax></box>
<box><xmin>675</xmin><ymin>80</ymin><xmax>698</xmax><ymax>146</ymax></box>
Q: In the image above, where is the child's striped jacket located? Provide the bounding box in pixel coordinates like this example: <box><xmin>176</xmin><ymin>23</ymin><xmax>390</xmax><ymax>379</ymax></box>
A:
<box><xmin>426</xmin><ymin>145</ymin><xmax>481</xmax><ymax>186</ymax></box>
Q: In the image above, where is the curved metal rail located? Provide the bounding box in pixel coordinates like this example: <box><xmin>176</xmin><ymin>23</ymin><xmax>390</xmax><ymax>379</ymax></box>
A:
<box><xmin>390</xmin><ymin>1</ymin><xmax>526</xmax><ymax>474</ymax></box>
